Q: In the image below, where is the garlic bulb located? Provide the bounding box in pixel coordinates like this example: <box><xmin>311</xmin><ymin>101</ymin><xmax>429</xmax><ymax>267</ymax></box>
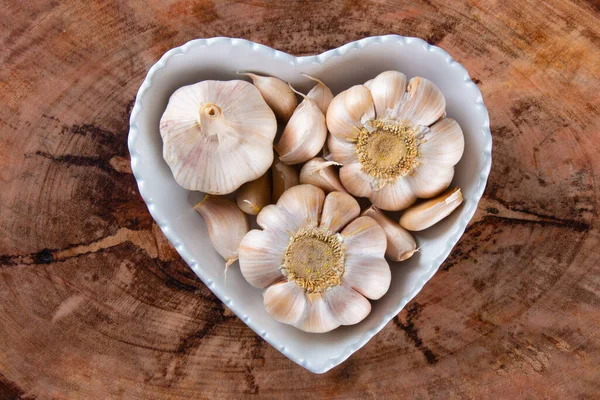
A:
<box><xmin>160</xmin><ymin>80</ymin><xmax>277</xmax><ymax>194</ymax></box>
<box><xmin>303</xmin><ymin>74</ymin><xmax>334</xmax><ymax>114</ymax></box>
<box><xmin>239</xmin><ymin>184</ymin><xmax>390</xmax><ymax>333</ymax></box>
<box><xmin>275</xmin><ymin>85</ymin><xmax>327</xmax><ymax>165</ymax></box>
<box><xmin>271</xmin><ymin>158</ymin><xmax>299</xmax><ymax>202</ymax></box>
<box><xmin>194</xmin><ymin>195</ymin><xmax>250</xmax><ymax>268</ymax></box>
<box><xmin>362</xmin><ymin>205</ymin><xmax>416</xmax><ymax>261</ymax></box>
<box><xmin>399</xmin><ymin>187</ymin><xmax>463</xmax><ymax>231</ymax></box>
<box><xmin>299</xmin><ymin>157</ymin><xmax>347</xmax><ymax>193</ymax></box>
<box><xmin>236</xmin><ymin>172</ymin><xmax>271</xmax><ymax>215</ymax></box>
<box><xmin>239</xmin><ymin>72</ymin><xmax>298</xmax><ymax>121</ymax></box>
<box><xmin>326</xmin><ymin>71</ymin><xmax>464</xmax><ymax>211</ymax></box>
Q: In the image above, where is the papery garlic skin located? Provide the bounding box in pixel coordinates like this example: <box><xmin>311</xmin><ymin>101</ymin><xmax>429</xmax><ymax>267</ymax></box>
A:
<box><xmin>271</xmin><ymin>158</ymin><xmax>299</xmax><ymax>202</ymax></box>
<box><xmin>236</xmin><ymin>172</ymin><xmax>272</xmax><ymax>215</ymax></box>
<box><xmin>239</xmin><ymin>73</ymin><xmax>298</xmax><ymax>121</ymax></box>
<box><xmin>399</xmin><ymin>187</ymin><xmax>463</xmax><ymax>231</ymax></box>
<box><xmin>326</xmin><ymin>71</ymin><xmax>464</xmax><ymax>211</ymax></box>
<box><xmin>275</xmin><ymin>86</ymin><xmax>327</xmax><ymax>165</ymax></box>
<box><xmin>160</xmin><ymin>80</ymin><xmax>276</xmax><ymax>195</ymax></box>
<box><xmin>238</xmin><ymin>185</ymin><xmax>390</xmax><ymax>333</ymax></box>
<box><xmin>194</xmin><ymin>195</ymin><xmax>250</xmax><ymax>268</ymax></box>
<box><xmin>299</xmin><ymin>157</ymin><xmax>347</xmax><ymax>194</ymax></box>
<box><xmin>362</xmin><ymin>205</ymin><xmax>416</xmax><ymax>261</ymax></box>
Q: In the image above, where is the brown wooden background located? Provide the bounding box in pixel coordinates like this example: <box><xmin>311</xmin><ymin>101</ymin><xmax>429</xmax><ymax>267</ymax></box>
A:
<box><xmin>2</xmin><ymin>0</ymin><xmax>600</xmax><ymax>398</ymax></box>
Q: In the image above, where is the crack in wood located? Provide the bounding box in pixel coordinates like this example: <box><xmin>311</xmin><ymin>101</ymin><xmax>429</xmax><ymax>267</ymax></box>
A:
<box><xmin>33</xmin><ymin>150</ymin><xmax>129</xmax><ymax>176</ymax></box>
<box><xmin>243</xmin><ymin>335</ymin><xmax>265</xmax><ymax>394</ymax></box>
<box><xmin>0</xmin><ymin>373</ymin><xmax>26</xmax><ymax>400</ymax></box>
<box><xmin>0</xmin><ymin>227</ymin><xmax>157</xmax><ymax>267</ymax></box>
<box><xmin>472</xmin><ymin>196</ymin><xmax>591</xmax><ymax>232</ymax></box>
<box><xmin>393</xmin><ymin>303</ymin><xmax>439</xmax><ymax>365</ymax></box>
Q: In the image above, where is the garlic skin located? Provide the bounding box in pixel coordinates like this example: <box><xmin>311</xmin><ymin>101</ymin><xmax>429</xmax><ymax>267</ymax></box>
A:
<box><xmin>275</xmin><ymin>85</ymin><xmax>327</xmax><ymax>165</ymax></box>
<box><xmin>399</xmin><ymin>187</ymin><xmax>463</xmax><ymax>231</ymax></box>
<box><xmin>239</xmin><ymin>73</ymin><xmax>298</xmax><ymax>121</ymax></box>
<box><xmin>303</xmin><ymin>74</ymin><xmax>334</xmax><ymax>114</ymax></box>
<box><xmin>299</xmin><ymin>157</ymin><xmax>347</xmax><ymax>194</ymax></box>
<box><xmin>160</xmin><ymin>80</ymin><xmax>276</xmax><ymax>195</ymax></box>
<box><xmin>271</xmin><ymin>158</ymin><xmax>299</xmax><ymax>202</ymax></box>
<box><xmin>326</xmin><ymin>71</ymin><xmax>464</xmax><ymax>211</ymax></box>
<box><xmin>239</xmin><ymin>184</ymin><xmax>390</xmax><ymax>333</ymax></box>
<box><xmin>362</xmin><ymin>205</ymin><xmax>416</xmax><ymax>261</ymax></box>
<box><xmin>194</xmin><ymin>195</ymin><xmax>250</xmax><ymax>268</ymax></box>
<box><xmin>236</xmin><ymin>172</ymin><xmax>272</xmax><ymax>215</ymax></box>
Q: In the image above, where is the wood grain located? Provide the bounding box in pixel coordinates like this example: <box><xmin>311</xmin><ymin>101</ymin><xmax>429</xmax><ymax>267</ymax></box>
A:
<box><xmin>1</xmin><ymin>0</ymin><xmax>599</xmax><ymax>398</ymax></box>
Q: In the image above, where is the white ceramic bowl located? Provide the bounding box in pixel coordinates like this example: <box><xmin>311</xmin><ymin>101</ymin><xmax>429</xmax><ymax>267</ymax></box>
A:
<box><xmin>128</xmin><ymin>35</ymin><xmax>492</xmax><ymax>374</ymax></box>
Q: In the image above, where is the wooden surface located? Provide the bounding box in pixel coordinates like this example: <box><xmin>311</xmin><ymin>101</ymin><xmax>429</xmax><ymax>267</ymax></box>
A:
<box><xmin>1</xmin><ymin>0</ymin><xmax>600</xmax><ymax>398</ymax></box>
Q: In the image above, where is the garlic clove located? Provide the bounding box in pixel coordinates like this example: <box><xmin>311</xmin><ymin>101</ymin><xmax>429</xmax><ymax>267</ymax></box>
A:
<box><xmin>343</xmin><ymin>253</ymin><xmax>391</xmax><ymax>300</ymax></box>
<box><xmin>341</xmin><ymin>216</ymin><xmax>387</xmax><ymax>258</ymax></box>
<box><xmin>391</xmin><ymin>77</ymin><xmax>446</xmax><ymax>126</ymax></box>
<box><xmin>419</xmin><ymin>118</ymin><xmax>465</xmax><ymax>167</ymax></box>
<box><xmin>323</xmin><ymin>284</ymin><xmax>371</xmax><ymax>326</ymax></box>
<box><xmin>407</xmin><ymin>163</ymin><xmax>454</xmax><ymax>199</ymax></box>
<box><xmin>339</xmin><ymin>162</ymin><xmax>376</xmax><ymax>198</ymax></box>
<box><xmin>271</xmin><ymin>158</ymin><xmax>299</xmax><ymax>202</ymax></box>
<box><xmin>319</xmin><ymin>191</ymin><xmax>360</xmax><ymax>233</ymax></box>
<box><xmin>263</xmin><ymin>281</ymin><xmax>307</xmax><ymax>325</ymax></box>
<box><xmin>362</xmin><ymin>205</ymin><xmax>417</xmax><ymax>261</ymax></box>
<box><xmin>369</xmin><ymin>70</ymin><xmax>408</xmax><ymax>119</ymax></box>
<box><xmin>326</xmin><ymin>84</ymin><xmax>375</xmax><ymax>142</ymax></box>
<box><xmin>302</xmin><ymin>73</ymin><xmax>334</xmax><ymax>114</ymax></box>
<box><xmin>369</xmin><ymin>178</ymin><xmax>417</xmax><ymax>211</ymax></box>
<box><xmin>399</xmin><ymin>187</ymin><xmax>463</xmax><ymax>231</ymax></box>
<box><xmin>299</xmin><ymin>157</ymin><xmax>347</xmax><ymax>194</ymax></box>
<box><xmin>256</xmin><ymin>204</ymin><xmax>303</xmax><ymax>237</ymax></box>
<box><xmin>239</xmin><ymin>72</ymin><xmax>297</xmax><ymax>121</ymax></box>
<box><xmin>194</xmin><ymin>195</ymin><xmax>250</xmax><ymax>268</ymax></box>
<box><xmin>236</xmin><ymin>172</ymin><xmax>272</xmax><ymax>215</ymax></box>
<box><xmin>238</xmin><ymin>229</ymin><xmax>286</xmax><ymax>288</ymax></box>
<box><xmin>275</xmin><ymin>85</ymin><xmax>327</xmax><ymax>165</ymax></box>
<box><xmin>296</xmin><ymin>293</ymin><xmax>340</xmax><ymax>333</ymax></box>
<box><xmin>276</xmin><ymin>184</ymin><xmax>325</xmax><ymax>230</ymax></box>
<box><xmin>327</xmin><ymin>134</ymin><xmax>358</xmax><ymax>165</ymax></box>
<box><xmin>363</xmin><ymin>79</ymin><xmax>374</xmax><ymax>90</ymax></box>
<box><xmin>160</xmin><ymin>80</ymin><xmax>277</xmax><ymax>194</ymax></box>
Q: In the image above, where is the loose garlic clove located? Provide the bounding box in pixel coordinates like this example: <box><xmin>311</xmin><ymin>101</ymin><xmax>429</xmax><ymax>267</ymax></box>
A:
<box><xmin>299</xmin><ymin>157</ymin><xmax>347</xmax><ymax>194</ymax></box>
<box><xmin>271</xmin><ymin>158</ymin><xmax>299</xmax><ymax>202</ymax></box>
<box><xmin>399</xmin><ymin>187</ymin><xmax>463</xmax><ymax>231</ymax></box>
<box><xmin>362</xmin><ymin>205</ymin><xmax>416</xmax><ymax>261</ymax></box>
<box><xmin>302</xmin><ymin>73</ymin><xmax>334</xmax><ymax>114</ymax></box>
<box><xmin>194</xmin><ymin>195</ymin><xmax>249</xmax><ymax>268</ymax></box>
<box><xmin>160</xmin><ymin>80</ymin><xmax>276</xmax><ymax>194</ymax></box>
<box><xmin>275</xmin><ymin>84</ymin><xmax>327</xmax><ymax>165</ymax></box>
<box><xmin>236</xmin><ymin>172</ymin><xmax>272</xmax><ymax>215</ymax></box>
<box><xmin>239</xmin><ymin>72</ymin><xmax>297</xmax><ymax>121</ymax></box>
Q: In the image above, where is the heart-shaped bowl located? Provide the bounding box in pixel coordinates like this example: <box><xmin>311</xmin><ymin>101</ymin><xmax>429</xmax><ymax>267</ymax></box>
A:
<box><xmin>128</xmin><ymin>35</ymin><xmax>492</xmax><ymax>374</ymax></box>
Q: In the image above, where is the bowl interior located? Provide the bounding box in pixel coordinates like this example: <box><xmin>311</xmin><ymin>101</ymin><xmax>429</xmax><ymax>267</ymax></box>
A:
<box><xmin>129</xmin><ymin>36</ymin><xmax>491</xmax><ymax>373</ymax></box>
